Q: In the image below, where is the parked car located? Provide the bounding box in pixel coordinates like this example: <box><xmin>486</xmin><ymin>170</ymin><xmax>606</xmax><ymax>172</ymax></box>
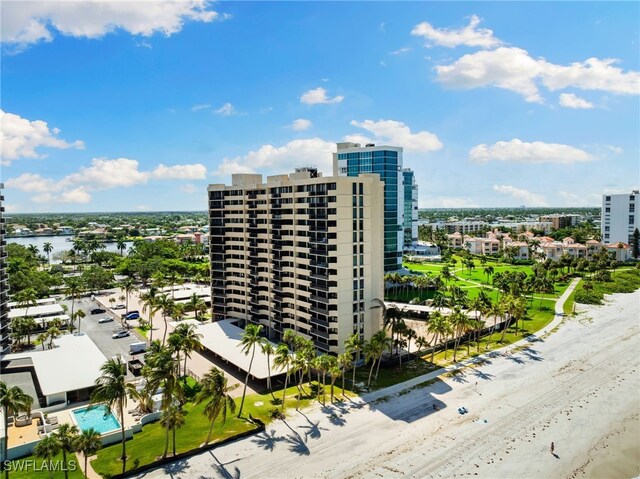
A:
<box><xmin>113</xmin><ymin>304</ymin><xmax>126</xmax><ymax>310</ymax></box>
<box><xmin>90</xmin><ymin>308</ymin><xmax>106</xmax><ymax>315</ymax></box>
<box><xmin>124</xmin><ymin>311</ymin><xmax>140</xmax><ymax>320</ymax></box>
<box><xmin>112</xmin><ymin>330</ymin><xmax>131</xmax><ymax>339</ymax></box>
<box><xmin>98</xmin><ymin>316</ymin><xmax>114</xmax><ymax>324</ymax></box>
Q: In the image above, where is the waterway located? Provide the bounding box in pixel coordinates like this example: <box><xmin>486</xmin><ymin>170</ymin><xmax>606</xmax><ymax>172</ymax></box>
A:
<box><xmin>7</xmin><ymin>236</ymin><xmax>132</xmax><ymax>261</ymax></box>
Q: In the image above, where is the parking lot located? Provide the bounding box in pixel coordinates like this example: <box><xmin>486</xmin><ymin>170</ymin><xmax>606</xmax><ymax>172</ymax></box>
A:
<box><xmin>59</xmin><ymin>293</ymin><xmax>145</xmax><ymax>379</ymax></box>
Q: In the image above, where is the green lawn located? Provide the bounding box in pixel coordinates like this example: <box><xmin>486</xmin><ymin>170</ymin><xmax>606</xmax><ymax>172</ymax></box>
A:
<box><xmin>91</xmin><ymin>382</ymin><xmax>345</xmax><ymax>477</ymax></box>
<box><xmin>8</xmin><ymin>452</ymin><xmax>84</xmax><ymax>479</ymax></box>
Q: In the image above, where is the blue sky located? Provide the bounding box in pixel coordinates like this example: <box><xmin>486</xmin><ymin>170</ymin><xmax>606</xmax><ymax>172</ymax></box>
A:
<box><xmin>1</xmin><ymin>1</ymin><xmax>638</xmax><ymax>212</ymax></box>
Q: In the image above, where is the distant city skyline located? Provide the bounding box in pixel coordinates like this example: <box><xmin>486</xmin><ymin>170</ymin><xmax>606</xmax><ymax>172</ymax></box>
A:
<box><xmin>1</xmin><ymin>1</ymin><xmax>638</xmax><ymax>213</ymax></box>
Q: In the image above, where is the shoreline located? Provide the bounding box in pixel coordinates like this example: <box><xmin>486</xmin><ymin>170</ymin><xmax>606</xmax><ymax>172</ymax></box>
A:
<box><xmin>138</xmin><ymin>289</ymin><xmax>640</xmax><ymax>479</ymax></box>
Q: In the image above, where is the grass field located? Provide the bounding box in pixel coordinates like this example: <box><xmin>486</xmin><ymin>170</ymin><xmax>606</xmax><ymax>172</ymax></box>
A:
<box><xmin>90</xmin><ymin>382</ymin><xmax>346</xmax><ymax>477</ymax></box>
<box><xmin>8</xmin><ymin>452</ymin><xmax>84</xmax><ymax>479</ymax></box>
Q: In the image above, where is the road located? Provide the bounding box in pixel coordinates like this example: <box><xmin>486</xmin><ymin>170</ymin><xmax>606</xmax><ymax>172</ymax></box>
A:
<box><xmin>137</xmin><ymin>291</ymin><xmax>640</xmax><ymax>479</ymax></box>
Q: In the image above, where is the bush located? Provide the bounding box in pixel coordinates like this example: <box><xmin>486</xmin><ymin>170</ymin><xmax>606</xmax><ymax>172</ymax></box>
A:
<box><xmin>574</xmin><ymin>290</ymin><xmax>603</xmax><ymax>305</ymax></box>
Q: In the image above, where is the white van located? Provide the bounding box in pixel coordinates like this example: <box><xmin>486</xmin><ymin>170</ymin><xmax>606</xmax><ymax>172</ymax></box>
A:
<box><xmin>129</xmin><ymin>341</ymin><xmax>147</xmax><ymax>354</ymax></box>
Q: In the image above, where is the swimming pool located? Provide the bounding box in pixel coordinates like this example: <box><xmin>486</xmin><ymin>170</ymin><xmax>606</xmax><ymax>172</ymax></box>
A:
<box><xmin>71</xmin><ymin>405</ymin><xmax>121</xmax><ymax>434</ymax></box>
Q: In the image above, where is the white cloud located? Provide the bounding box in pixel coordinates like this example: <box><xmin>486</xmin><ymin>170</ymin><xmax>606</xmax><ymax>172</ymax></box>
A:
<box><xmin>559</xmin><ymin>93</ymin><xmax>594</xmax><ymax>109</ymax></box>
<box><xmin>215</xmin><ymin>138</ymin><xmax>335</xmax><ymax>177</ymax></box>
<box><xmin>214</xmin><ymin>103</ymin><xmax>236</xmax><ymax>116</ymax></box>
<box><xmin>349</xmin><ymin>119</ymin><xmax>443</xmax><ymax>152</ymax></box>
<box><xmin>152</xmin><ymin>163</ymin><xmax>206</xmax><ymax>179</ymax></box>
<box><xmin>5</xmin><ymin>173</ymin><xmax>56</xmax><ymax>193</ymax></box>
<box><xmin>290</xmin><ymin>119</ymin><xmax>312</xmax><ymax>131</ymax></box>
<box><xmin>300</xmin><ymin>87</ymin><xmax>344</xmax><ymax>105</ymax></box>
<box><xmin>435</xmin><ymin>47</ymin><xmax>640</xmax><ymax>102</ymax></box>
<box><xmin>469</xmin><ymin>139</ymin><xmax>594</xmax><ymax>164</ymax></box>
<box><xmin>191</xmin><ymin>103</ymin><xmax>211</xmax><ymax>111</ymax></box>
<box><xmin>1</xmin><ymin>110</ymin><xmax>84</xmax><ymax>165</ymax></box>
<box><xmin>2</xmin><ymin>0</ymin><xmax>220</xmax><ymax>50</ymax></box>
<box><xmin>493</xmin><ymin>185</ymin><xmax>548</xmax><ymax>206</ymax></box>
<box><xmin>411</xmin><ymin>15</ymin><xmax>502</xmax><ymax>49</ymax></box>
<box><xmin>390</xmin><ymin>47</ymin><xmax>412</xmax><ymax>55</ymax></box>
<box><xmin>136</xmin><ymin>204</ymin><xmax>150</xmax><ymax>211</ymax></box>
<box><xmin>435</xmin><ymin>47</ymin><xmax>544</xmax><ymax>102</ymax></box>
<box><xmin>6</xmin><ymin>158</ymin><xmax>206</xmax><ymax>204</ymax></box>
<box><xmin>62</xmin><ymin>158</ymin><xmax>150</xmax><ymax>189</ymax></box>
<box><xmin>180</xmin><ymin>183</ymin><xmax>198</xmax><ymax>194</ymax></box>
<box><xmin>541</xmin><ymin>57</ymin><xmax>640</xmax><ymax>94</ymax></box>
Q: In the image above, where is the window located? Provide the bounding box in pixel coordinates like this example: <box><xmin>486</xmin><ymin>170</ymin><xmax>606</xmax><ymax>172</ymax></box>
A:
<box><xmin>605</xmin><ymin>196</ymin><xmax>611</xmax><ymax>201</ymax></box>
<box><xmin>605</xmin><ymin>207</ymin><xmax>610</xmax><ymax>212</ymax></box>
<box><xmin>629</xmin><ymin>215</ymin><xmax>635</xmax><ymax>225</ymax></box>
<box><xmin>630</xmin><ymin>204</ymin><xmax>635</xmax><ymax>213</ymax></box>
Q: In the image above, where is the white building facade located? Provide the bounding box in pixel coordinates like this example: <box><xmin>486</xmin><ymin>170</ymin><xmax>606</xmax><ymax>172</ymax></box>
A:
<box><xmin>602</xmin><ymin>190</ymin><xmax>638</xmax><ymax>244</ymax></box>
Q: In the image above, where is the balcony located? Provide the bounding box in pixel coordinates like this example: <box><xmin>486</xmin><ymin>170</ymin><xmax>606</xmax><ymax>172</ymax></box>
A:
<box><xmin>310</xmin><ymin>317</ymin><xmax>331</xmax><ymax>328</ymax></box>
<box><xmin>310</xmin><ymin>272</ymin><xmax>329</xmax><ymax>280</ymax></box>
<box><xmin>310</xmin><ymin>305</ymin><xmax>329</xmax><ymax>315</ymax></box>
<box><xmin>311</xmin><ymin>329</ymin><xmax>331</xmax><ymax>340</ymax></box>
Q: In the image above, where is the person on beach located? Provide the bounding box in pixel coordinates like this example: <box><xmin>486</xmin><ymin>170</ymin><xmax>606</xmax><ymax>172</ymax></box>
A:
<box><xmin>551</xmin><ymin>442</ymin><xmax>555</xmax><ymax>454</ymax></box>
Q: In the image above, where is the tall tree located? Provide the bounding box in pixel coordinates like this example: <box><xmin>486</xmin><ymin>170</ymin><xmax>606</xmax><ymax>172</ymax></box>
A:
<box><xmin>344</xmin><ymin>333</ymin><xmax>364</xmax><ymax>389</ymax></box>
<box><xmin>43</xmin><ymin>242</ymin><xmax>53</xmax><ymax>267</ymax></box>
<box><xmin>75</xmin><ymin>428</ymin><xmax>102</xmax><ymax>479</ymax></box>
<box><xmin>195</xmin><ymin>367</ymin><xmax>236</xmax><ymax>445</ymax></box>
<box><xmin>34</xmin><ymin>434</ymin><xmax>61</xmax><ymax>479</ymax></box>
<box><xmin>273</xmin><ymin>343</ymin><xmax>292</xmax><ymax>410</ymax></box>
<box><xmin>237</xmin><ymin>324</ymin><xmax>262</xmax><ymax>417</ymax></box>
<box><xmin>55</xmin><ymin>423</ymin><xmax>79</xmax><ymax>479</ymax></box>
<box><xmin>161</xmin><ymin>405</ymin><xmax>185</xmax><ymax>458</ymax></box>
<box><xmin>90</xmin><ymin>358</ymin><xmax>138</xmax><ymax>474</ymax></box>
<box><xmin>1</xmin><ymin>382</ymin><xmax>33</xmax><ymax>479</ymax></box>
<box><xmin>260</xmin><ymin>340</ymin><xmax>275</xmax><ymax>395</ymax></box>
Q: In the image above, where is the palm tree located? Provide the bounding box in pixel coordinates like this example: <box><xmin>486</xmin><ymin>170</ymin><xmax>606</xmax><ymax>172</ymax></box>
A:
<box><xmin>337</xmin><ymin>352</ymin><xmax>352</xmax><ymax>395</ymax></box>
<box><xmin>156</xmin><ymin>294</ymin><xmax>174</xmax><ymax>345</ymax></box>
<box><xmin>170</xmin><ymin>322</ymin><xmax>203</xmax><ymax>377</ymax></box>
<box><xmin>14</xmin><ymin>288</ymin><xmax>38</xmax><ymax>327</ymax></box>
<box><xmin>75</xmin><ymin>428</ymin><xmax>102</xmax><ymax>479</ymax></box>
<box><xmin>55</xmin><ymin>423</ymin><xmax>79</xmax><ymax>479</ymax></box>
<box><xmin>120</xmin><ymin>278</ymin><xmax>137</xmax><ymax>314</ymax></box>
<box><xmin>46</xmin><ymin>326</ymin><xmax>61</xmax><ymax>349</ymax></box>
<box><xmin>37</xmin><ymin>331</ymin><xmax>49</xmax><ymax>350</ymax></box>
<box><xmin>116</xmin><ymin>237</ymin><xmax>127</xmax><ymax>256</ymax></box>
<box><xmin>345</xmin><ymin>333</ymin><xmax>364</xmax><ymax>389</ymax></box>
<box><xmin>43</xmin><ymin>242</ymin><xmax>53</xmax><ymax>267</ymax></box>
<box><xmin>328</xmin><ymin>359</ymin><xmax>341</xmax><ymax>404</ymax></box>
<box><xmin>65</xmin><ymin>276</ymin><xmax>83</xmax><ymax>325</ymax></box>
<box><xmin>34</xmin><ymin>434</ymin><xmax>61</xmax><ymax>479</ymax></box>
<box><xmin>1</xmin><ymin>382</ymin><xmax>33</xmax><ymax>478</ymax></box>
<box><xmin>140</xmin><ymin>286</ymin><xmax>160</xmax><ymax>343</ymax></box>
<box><xmin>237</xmin><ymin>324</ymin><xmax>262</xmax><ymax>417</ymax></box>
<box><xmin>161</xmin><ymin>405</ymin><xmax>185</xmax><ymax>458</ymax></box>
<box><xmin>195</xmin><ymin>367</ymin><xmax>236</xmax><ymax>445</ymax></box>
<box><xmin>187</xmin><ymin>293</ymin><xmax>207</xmax><ymax>322</ymax></box>
<box><xmin>483</xmin><ymin>265</ymin><xmax>494</xmax><ymax>284</ymax></box>
<box><xmin>415</xmin><ymin>336</ymin><xmax>429</xmax><ymax>355</ymax></box>
<box><xmin>74</xmin><ymin>309</ymin><xmax>86</xmax><ymax>335</ymax></box>
<box><xmin>165</xmin><ymin>271</ymin><xmax>182</xmax><ymax>299</ymax></box>
<box><xmin>90</xmin><ymin>358</ymin><xmax>138</xmax><ymax>474</ymax></box>
<box><xmin>273</xmin><ymin>343</ymin><xmax>292</xmax><ymax>410</ymax></box>
<box><xmin>144</xmin><ymin>352</ymin><xmax>183</xmax><ymax>459</ymax></box>
<box><xmin>260</xmin><ymin>340</ymin><xmax>275</xmax><ymax>395</ymax></box>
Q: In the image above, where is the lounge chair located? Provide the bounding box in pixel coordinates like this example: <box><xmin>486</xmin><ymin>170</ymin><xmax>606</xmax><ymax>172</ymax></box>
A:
<box><xmin>48</xmin><ymin>416</ymin><xmax>59</xmax><ymax>425</ymax></box>
<box><xmin>51</xmin><ymin>423</ymin><xmax>60</xmax><ymax>430</ymax></box>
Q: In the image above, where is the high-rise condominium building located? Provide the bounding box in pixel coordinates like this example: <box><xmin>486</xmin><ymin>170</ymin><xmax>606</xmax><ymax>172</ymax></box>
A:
<box><xmin>403</xmin><ymin>168</ymin><xmax>418</xmax><ymax>246</ymax></box>
<box><xmin>333</xmin><ymin>142</ymin><xmax>418</xmax><ymax>271</ymax></box>
<box><xmin>208</xmin><ymin>168</ymin><xmax>384</xmax><ymax>355</ymax></box>
<box><xmin>0</xmin><ymin>184</ymin><xmax>9</xmax><ymax>356</ymax></box>
<box><xmin>601</xmin><ymin>190</ymin><xmax>639</xmax><ymax>244</ymax></box>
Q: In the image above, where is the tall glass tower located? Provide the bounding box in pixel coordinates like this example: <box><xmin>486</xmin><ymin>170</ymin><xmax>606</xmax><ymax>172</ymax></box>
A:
<box><xmin>403</xmin><ymin>168</ymin><xmax>418</xmax><ymax>246</ymax></box>
<box><xmin>333</xmin><ymin>142</ymin><xmax>405</xmax><ymax>272</ymax></box>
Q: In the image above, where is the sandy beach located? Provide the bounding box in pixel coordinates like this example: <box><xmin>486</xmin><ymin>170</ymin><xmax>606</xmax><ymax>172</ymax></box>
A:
<box><xmin>138</xmin><ymin>290</ymin><xmax>640</xmax><ymax>479</ymax></box>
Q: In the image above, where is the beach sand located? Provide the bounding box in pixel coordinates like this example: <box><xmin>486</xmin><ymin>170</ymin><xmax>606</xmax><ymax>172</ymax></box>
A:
<box><xmin>140</xmin><ymin>290</ymin><xmax>640</xmax><ymax>479</ymax></box>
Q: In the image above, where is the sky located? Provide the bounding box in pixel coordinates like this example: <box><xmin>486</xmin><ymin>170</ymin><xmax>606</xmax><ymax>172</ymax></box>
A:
<box><xmin>1</xmin><ymin>1</ymin><xmax>639</xmax><ymax>213</ymax></box>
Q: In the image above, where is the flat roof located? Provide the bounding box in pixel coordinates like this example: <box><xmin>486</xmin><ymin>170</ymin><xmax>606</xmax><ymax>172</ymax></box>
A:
<box><xmin>8</xmin><ymin>298</ymin><xmax>57</xmax><ymax>308</ymax></box>
<box><xmin>8</xmin><ymin>304</ymin><xmax>65</xmax><ymax>319</ymax></box>
<box><xmin>3</xmin><ymin>334</ymin><xmax>107</xmax><ymax>397</ymax></box>
<box><xmin>195</xmin><ymin>320</ymin><xmax>281</xmax><ymax>380</ymax></box>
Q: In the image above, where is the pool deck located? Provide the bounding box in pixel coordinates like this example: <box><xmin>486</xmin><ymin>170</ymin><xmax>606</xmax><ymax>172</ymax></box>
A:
<box><xmin>7</xmin><ymin>420</ymin><xmax>41</xmax><ymax>447</ymax></box>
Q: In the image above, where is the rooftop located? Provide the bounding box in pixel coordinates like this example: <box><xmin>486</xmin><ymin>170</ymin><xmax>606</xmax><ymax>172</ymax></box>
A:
<box><xmin>3</xmin><ymin>334</ymin><xmax>107</xmax><ymax>397</ymax></box>
<box><xmin>8</xmin><ymin>303</ymin><xmax>65</xmax><ymax>320</ymax></box>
